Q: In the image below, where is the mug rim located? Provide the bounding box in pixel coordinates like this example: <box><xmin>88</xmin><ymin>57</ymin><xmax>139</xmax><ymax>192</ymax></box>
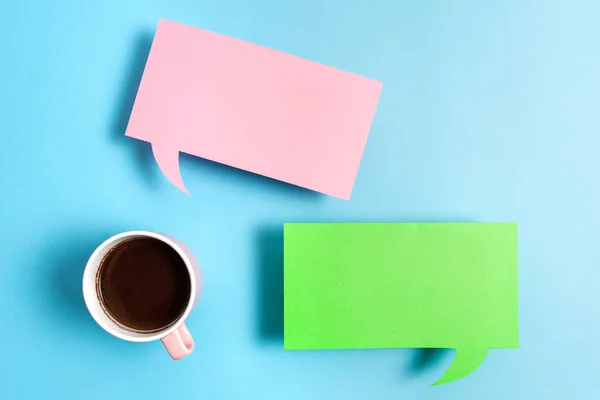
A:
<box><xmin>82</xmin><ymin>230</ymin><xmax>197</xmax><ymax>342</ymax></box>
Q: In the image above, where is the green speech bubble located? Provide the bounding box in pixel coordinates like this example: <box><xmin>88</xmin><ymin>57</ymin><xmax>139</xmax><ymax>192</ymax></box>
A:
<box><xmin>284</xmin><ymin>222</ymin><xmax>518</xmax><ymax>385</ymax></box>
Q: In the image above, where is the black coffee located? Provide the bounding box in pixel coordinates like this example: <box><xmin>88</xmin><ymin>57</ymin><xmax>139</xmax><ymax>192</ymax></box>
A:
<box><xmin>97</xmin><ymin>237</ymin><xmax>191</xmax><ymax>332</ymax></box>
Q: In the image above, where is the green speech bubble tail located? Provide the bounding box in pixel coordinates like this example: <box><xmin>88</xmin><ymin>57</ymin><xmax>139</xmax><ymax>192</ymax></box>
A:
<box><xmin>431</xmin><ymin>347</ymin><xmax>489</xmax><ymax>386</ymax></box>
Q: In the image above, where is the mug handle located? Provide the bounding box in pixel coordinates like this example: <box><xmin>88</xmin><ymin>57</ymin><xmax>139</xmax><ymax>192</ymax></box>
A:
<box><xmin>162</xmin><ymin>323</ymin><xmax>194</xmax><ymax>360</ymax></box>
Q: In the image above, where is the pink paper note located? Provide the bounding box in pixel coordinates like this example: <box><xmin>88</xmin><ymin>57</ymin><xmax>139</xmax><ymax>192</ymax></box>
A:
<box><xmin>126</xmin><ymin>19</ymin><xmax>383</xmax><ymax>199</ymax></box>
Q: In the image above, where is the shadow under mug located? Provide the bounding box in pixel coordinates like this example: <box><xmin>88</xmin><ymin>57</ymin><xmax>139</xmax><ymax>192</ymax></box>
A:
<box><xmin>82</xmin><ymin>231</ymin><xmax>202</xmax><ymax>359</ymax></box>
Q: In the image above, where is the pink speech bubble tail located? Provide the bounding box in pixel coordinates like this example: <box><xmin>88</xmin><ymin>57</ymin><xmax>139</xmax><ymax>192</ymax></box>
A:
<box><xmin>151</xmin><ymin>143</ymin><xmax>189</xmax><ymax>194</ymax></box>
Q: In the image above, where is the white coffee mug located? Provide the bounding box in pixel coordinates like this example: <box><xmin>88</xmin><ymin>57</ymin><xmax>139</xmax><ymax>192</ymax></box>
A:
<box><xmin>82</xmin><ymin>231</ymin><xmax>201</xmax><ymax>359</ymax></box>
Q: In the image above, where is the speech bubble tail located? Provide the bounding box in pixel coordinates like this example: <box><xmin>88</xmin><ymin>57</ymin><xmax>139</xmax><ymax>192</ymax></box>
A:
<box><xmin>151</xmin><ymin>143</ymin><xmax>189</xmax><ymax>194</ymax></box>
<box><xmin>431</xmin><ymin>347</ymin><xmax>488</xmax><ymax>386</ymax></box>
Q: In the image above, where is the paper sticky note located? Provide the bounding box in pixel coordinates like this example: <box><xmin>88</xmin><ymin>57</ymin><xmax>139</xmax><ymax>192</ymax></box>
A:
<box><xmin>284</xmin><ymin>222</ymin><xmax>518</xmax><ymax>385</ymax></box>
<box><xmin>125</xmin><ymin>19</ymin><xmax>383</xmax><ymax>199</ymax></box>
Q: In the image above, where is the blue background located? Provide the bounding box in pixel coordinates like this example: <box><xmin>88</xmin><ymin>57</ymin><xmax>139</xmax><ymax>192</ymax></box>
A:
<box><xmin>1</xmin><ymin>1</ymin><xmax>598</xmax><ymax>398</ymax></box>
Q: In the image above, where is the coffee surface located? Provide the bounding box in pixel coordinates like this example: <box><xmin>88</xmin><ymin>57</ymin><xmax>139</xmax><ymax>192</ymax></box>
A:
<box><xmin>97</xmin><ymin>237</ymin><xmax>191</xmax><ymax>332</ymax></box>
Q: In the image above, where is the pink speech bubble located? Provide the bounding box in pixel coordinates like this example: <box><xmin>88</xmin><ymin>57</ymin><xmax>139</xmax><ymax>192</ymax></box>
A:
<box><xmin>126</xmin><ymin>19</ymin><xmax>383</xmax><ymax>199</ymax></box>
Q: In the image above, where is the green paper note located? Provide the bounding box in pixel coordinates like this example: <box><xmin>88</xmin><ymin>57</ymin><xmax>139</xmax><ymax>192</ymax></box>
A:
<box><xmin>284</xmin><ymin>222</ymin><xmax>518</xmax><ymax>385</ymax></box>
